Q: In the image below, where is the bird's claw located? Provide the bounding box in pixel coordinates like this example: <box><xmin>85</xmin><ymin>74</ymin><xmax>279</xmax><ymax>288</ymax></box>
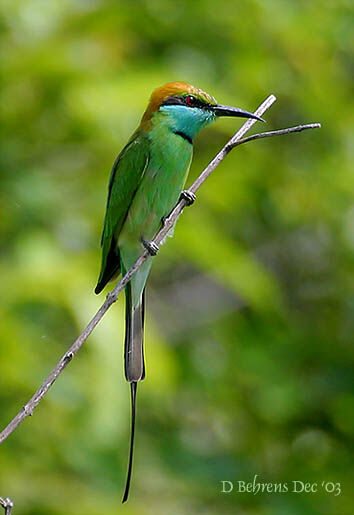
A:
<box><xmin>142</xmin><ymin>239</ymin><xmax>159</xmax><ymax>256</ymax></box>
<box><xmin>180</xmin><ymin>190</ymin><xmax>196</xmax><ymax>206</ymax></box>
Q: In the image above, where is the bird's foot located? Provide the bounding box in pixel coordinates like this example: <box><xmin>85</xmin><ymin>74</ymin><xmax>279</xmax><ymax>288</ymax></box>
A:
<box><xmin>142</xmin><ymin>239</ymin><xmax>159</xmax><ymax>256</ymax></box>
<box><xmin>180</xmin><ymin>189</ymin><xmax>196</xmax><ymax>206</ymax></box>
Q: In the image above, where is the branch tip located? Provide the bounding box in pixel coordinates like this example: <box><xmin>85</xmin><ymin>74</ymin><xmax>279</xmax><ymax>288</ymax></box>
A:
<box><xmin>0</xmin><ymin>496</ymin><xmax>14</xmax><ymax>515</ymax></box>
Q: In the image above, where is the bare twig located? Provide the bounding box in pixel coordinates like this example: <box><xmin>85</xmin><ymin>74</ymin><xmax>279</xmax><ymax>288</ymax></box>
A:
<box><xmin>229</xmin><ymin>123</ymin><xmax>321</xmax><ymax>149</ymax></box>
<box><xmin>0</xmin><ymin>497</ymin><xmax>14</xmax><ymax>515</ymax></box>
<box><xmin>0</xmin><ymin>94</ymin><xmax>321</xmax><ymax>444</ymax></box>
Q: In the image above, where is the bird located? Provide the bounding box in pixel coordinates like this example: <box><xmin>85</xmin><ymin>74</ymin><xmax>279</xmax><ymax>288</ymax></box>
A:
<box><xmin>94</xmin><ymin>81</ymin><xmax>263</xmax><ymax>502</ymax></box>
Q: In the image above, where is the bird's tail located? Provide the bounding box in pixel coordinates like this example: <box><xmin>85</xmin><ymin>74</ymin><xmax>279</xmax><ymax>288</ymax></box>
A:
<box><xmin>122</xmin><ymin>381</ymin><xmax>137</xmax><ymax>503</ymax></box>
<box><xmin>124</xmin><ymin>284</ymin><xmax>146</xmax><ymax>383</ymax></box>
<box><xmin>122</xmin><ymin>282</ymin><xmax>145</xmax><ymax>503</ymax></box>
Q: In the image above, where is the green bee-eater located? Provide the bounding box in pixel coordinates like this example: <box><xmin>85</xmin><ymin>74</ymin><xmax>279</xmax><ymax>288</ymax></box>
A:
<box><xmin>95</xmin><ymin>81</ymin><xmax>263</xmax><ymax>501</ymax></box>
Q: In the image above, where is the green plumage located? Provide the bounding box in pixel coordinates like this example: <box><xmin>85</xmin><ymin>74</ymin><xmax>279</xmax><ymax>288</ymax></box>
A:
<box><xmin>95</xmin><ymin>132</ymin><xmax>150</xmax><ymax>295</ymax></box>
<box><xmin>94</xmin><ymin>81</ymin><xmax>262</xmax><ymax>502</ymax></box>
<box><xmin>95</xmin><ymin>113</ymin><xmax>193</xmax><ymax>502</ymax></box>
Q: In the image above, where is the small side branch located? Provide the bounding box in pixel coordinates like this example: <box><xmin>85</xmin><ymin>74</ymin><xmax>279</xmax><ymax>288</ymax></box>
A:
<box><xmin>0</xmin><ymin>94</ymin><xmax>321</xmax><ymax>444</ymax></box>
<box><xmin>0</xmin><ymin>497</ymin><xmax>14</xmax><ymax>515</ymax></box>
<box><xmin>228</xmin><ymin>123</ymin><xmax>321</xmax><ymax>149</ymax></box>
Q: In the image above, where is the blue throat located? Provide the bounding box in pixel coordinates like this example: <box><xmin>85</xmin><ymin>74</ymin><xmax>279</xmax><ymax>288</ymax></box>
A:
<box><xmin>158</xmin><ymin>105</ymin><xmax>216</xmax><ymax>142</ymax></box>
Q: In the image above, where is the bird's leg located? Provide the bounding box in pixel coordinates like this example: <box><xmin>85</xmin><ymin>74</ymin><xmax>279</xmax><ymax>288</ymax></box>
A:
<box><xmin>161</xmin><ymin>189</ymin><xmax>196</xmax><ymax>228</ymax></box>
<box><xmin>161</xmin><ymin>190</ymin><xmax>196</xmax><ymax>226</ymax></box>
<box><xmin>180</xmin><ymin>189</ymin><xmax>196</xmax><ymax>206</ymax></box>
<box><xmin>142</xmin><ymin>238</ymin><xmax>159</xmax><ymax>256</ymax></box>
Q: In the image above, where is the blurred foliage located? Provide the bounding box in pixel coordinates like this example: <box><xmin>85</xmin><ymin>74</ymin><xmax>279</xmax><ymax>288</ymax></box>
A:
<box><xmin>1</xmin><ymin>0</ymin><xmax>354</xmax><ymax>513</ymax></box>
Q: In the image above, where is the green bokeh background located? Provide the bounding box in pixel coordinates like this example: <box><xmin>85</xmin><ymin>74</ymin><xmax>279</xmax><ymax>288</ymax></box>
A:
<box><xmin>1</xmin><ymin>1</ymin><xmax>353</xmax><ymax>513</ymax></box>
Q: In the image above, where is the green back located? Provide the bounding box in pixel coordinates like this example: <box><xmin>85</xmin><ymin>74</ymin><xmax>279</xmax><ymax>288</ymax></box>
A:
<box><xmin>95</xmin><ymin>131</ymin><xmax>150</xmax><ymax>293</ymax></box>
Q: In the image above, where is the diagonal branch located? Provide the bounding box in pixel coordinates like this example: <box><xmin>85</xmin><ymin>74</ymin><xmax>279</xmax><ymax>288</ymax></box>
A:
<box><xmin>0</xmin><ymin>94</ymin><xmax>321</xmax><ymax>444</ymax></box>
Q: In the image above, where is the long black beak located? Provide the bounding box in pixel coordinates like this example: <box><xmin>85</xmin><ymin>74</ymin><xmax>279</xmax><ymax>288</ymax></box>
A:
<box><xmin>212</xmin><ymin>104</ymin><xmax>265</xmax><ymax>123</ymax></box>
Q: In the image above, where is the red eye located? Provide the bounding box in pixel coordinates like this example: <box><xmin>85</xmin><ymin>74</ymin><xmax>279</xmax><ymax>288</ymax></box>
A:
<box><xmin>186</xmin><ymin>95</ymin><xmax>196</xmax><ymax>106</ymax></box>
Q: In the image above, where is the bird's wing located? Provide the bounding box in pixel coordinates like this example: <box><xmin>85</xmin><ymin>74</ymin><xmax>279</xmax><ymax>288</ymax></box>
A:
<box><xmin>95</xmin><ymin>131</ymin><xmax>150</xmax><ymax>294</ymax></box>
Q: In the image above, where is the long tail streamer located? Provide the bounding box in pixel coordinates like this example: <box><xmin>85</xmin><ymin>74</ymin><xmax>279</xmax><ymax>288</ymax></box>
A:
<box><xmin>122</xmin><ymin>381</ymin><xmax>137</xmax><ymax>503</ymax></box>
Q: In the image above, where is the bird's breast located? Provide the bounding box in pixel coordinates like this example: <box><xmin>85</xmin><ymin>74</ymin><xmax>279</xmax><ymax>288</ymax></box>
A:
<box><xmin>119</xmin><ymin>130</ymin><xmax>192</xmax><ymax>245</ymax></box>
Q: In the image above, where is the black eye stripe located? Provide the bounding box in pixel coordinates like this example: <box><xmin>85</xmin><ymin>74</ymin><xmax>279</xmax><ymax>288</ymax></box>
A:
<box><xmin>161</xmin><ymin>96</ymin><xmax>185</xmax><ymax>107</ymax></box>
<box><xmin>161</xmin><ymin>95</ymin><xmax>208</xmax><ymax>109</ymax></box>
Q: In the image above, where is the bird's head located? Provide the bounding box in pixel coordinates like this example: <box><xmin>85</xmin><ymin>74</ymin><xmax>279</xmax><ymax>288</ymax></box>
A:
<box><xmin>141</xmin><ymin>81</ymin><xmax>263</xmax><ymax>141</ymax></box>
